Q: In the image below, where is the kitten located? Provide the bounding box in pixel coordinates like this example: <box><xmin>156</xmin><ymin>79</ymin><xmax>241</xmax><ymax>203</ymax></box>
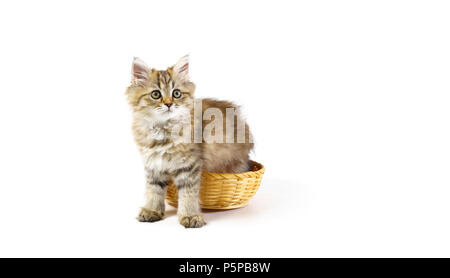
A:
<box><xmin>126</xmin><ymin>56</ymin><xmax>253</xmax><ymax>228</ymax></box>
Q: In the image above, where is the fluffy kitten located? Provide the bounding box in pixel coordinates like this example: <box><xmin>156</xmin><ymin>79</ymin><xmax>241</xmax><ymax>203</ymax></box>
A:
<box><xmin>126</xmin><ymin>56</ymin><xmax>253</xmax><ymax>228</ymax></box>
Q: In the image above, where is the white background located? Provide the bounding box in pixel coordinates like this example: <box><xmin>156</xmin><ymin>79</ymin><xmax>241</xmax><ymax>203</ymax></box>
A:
<box><xmin>0</xmin><ymin>0</ymin><xmax>449</xmax><ymax>257</ymax></box>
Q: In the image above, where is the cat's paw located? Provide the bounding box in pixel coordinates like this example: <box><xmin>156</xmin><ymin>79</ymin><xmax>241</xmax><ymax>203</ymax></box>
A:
<box><xmin>179</xmin><ymin>215</ymin><xmax>206</xmax><ymax>228</ymax></box>
<box><xmin>137</xmin><ymin>208</ymin><xmax>164</xmax><ymax>222</ymax></box>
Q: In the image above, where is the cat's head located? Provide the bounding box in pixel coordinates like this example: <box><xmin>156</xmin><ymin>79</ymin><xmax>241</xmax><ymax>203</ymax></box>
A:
<box><xmin>126</xmin><ymin>55</ymin><xmax>195</xmax><ymax>121</ymax></box>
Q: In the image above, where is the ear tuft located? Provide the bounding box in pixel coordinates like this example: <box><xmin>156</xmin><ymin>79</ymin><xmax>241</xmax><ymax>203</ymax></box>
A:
<box><xmin>173</xmin><ymin>55</ymin><xmax>190</xmax><ymax>82</ymax></box>
<box><xmin>132</xmin><ymin>57</ymin><xmax>150</xmax><ymax>85</ymax></box>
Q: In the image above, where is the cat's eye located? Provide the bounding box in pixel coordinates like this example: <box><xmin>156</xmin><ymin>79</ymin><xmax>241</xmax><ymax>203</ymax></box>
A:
<box><xmin>150</xmin><ymin>90</ymin><xmax>161</xmax><ymax>99</ymax></box>
<box><xmin>172</xmin><ymin>89</ymin><xmax>182</xmax><ymax>99</ymax></box>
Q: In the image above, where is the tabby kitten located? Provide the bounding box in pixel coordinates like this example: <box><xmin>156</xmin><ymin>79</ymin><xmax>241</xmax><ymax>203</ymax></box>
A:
<box><xmin>126</xmin><ymin>56</ymin><xmax>253</xmax><ymax>228</ymax></box>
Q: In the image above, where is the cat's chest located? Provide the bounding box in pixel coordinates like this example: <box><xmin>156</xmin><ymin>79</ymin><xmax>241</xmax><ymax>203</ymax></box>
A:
<box><xmin>134</xmin><ymin>116</ymin><xmax>197</xmax><ymax>172</ymax></box>
<box><xmin>134</xmin><ymin>116</ymin><xmax>185</xmax><ymax>145</ymax></box>
<box><xmin>139</xmin><ymin>142</ymin><xmax>192</xmax><ymax>172</ymax></box>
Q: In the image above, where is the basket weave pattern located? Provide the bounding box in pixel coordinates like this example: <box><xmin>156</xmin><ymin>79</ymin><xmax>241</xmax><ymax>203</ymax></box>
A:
<box><xmin>166</xmin><ymin>161</ymin><xmax>265</xmax><ymax>210</ymax></box>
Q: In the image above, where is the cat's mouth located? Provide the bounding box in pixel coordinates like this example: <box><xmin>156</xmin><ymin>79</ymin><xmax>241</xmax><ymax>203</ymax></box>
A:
<box><xmin>159</xmin><ymin>106</ymin><xmax>174</xmax><ymax>113</ymax></box>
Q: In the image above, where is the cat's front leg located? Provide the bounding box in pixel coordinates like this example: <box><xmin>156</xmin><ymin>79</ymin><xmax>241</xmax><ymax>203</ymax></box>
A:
<box><xmin>173</xmin><ymin>164</ymin><xmax>206</xmax><ymax>228</ymax></box>
<box><xmin>137</xmin><ymin>170</ymin><xmax>169</xmax><ymax>222</ymax></box>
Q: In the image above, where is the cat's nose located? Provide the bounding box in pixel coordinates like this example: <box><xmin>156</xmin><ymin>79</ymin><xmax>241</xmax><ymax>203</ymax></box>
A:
<box><xmin>164</xmin><ymin>103</ymin><xmax>173</xmax><ymax>108</ymax></box>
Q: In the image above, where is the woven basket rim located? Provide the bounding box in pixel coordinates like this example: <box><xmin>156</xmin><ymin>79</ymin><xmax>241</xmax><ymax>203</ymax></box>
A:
<box><xmin>201</xmin><ymin>160</ymin><xmax>265</xmax><ymax>177</ymax></box>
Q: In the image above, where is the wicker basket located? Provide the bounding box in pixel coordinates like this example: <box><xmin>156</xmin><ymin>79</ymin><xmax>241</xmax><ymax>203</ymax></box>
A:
<box><xmin>166</xmin><ymin>160</ymin><xmax>265</xmax><ymax>210</ymax></box>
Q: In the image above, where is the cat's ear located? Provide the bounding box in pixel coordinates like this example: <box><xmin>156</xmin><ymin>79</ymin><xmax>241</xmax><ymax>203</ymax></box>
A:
<box><xmin>173</xmin><ymin>55</ymin><xmax>190</xmax><ymax>82</ymax></box>
<box><xmin>132</xmin><ymin>57</ymin><xmax>150</xmax><ymax>85</ymax></box>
